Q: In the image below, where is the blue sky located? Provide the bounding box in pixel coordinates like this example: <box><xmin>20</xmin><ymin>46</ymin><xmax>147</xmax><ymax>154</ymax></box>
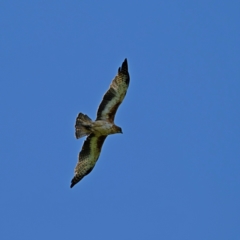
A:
<box><xmin>1</xmin><ymin>1</ymin><xmax>240</xmax><ymax>239</ymax></box>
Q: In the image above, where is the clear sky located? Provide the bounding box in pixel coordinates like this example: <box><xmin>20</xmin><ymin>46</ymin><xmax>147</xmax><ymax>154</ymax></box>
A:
<box><xmin>1</xmin><ymin>1</ymin><xmax>240</xmax><ymax>239</ymax></box>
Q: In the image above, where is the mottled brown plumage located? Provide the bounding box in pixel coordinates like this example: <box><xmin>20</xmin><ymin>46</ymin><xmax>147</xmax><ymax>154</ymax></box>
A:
<box><xmin>70</xmin><ymin>59</ymin><xmax>130</xmax><ymax>188</ymax></box>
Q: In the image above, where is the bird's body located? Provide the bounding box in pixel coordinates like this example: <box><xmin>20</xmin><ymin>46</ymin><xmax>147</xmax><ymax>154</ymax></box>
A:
<box><xmin>70</xmin><ymin>59</ymin><xmax>130</xmax><ymax>188</ymax></box>
<box><xmin>84</xmin><ymin>120</ymin><xmax>121</xmax><ymax>136</ymax></box>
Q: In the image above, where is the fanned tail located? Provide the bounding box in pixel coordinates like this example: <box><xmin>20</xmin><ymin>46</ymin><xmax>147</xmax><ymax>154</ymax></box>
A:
<box><xmin>75</xmin><ymin>113</ymin><xmax>92</xmax><ymax>139</ymax></box>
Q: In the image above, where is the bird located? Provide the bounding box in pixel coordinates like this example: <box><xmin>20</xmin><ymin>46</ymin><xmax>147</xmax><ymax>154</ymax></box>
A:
<box><xmin>70</xmin><ymin>59</ymin><xmax>130</xmax><ymax>188</ymax></box>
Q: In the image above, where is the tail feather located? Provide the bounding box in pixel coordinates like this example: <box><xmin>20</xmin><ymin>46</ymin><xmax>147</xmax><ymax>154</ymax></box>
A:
<box><xmin>75</xmin><ymin>113</ymin><xmax>92</xmax><ymax>139</ymax></box>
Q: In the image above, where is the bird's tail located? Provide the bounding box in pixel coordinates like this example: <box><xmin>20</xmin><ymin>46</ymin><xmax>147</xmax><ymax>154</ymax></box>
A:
<box><xmin>75</xmin><ymin>113</ymin><xmax>92</xmax><ymax>139</ymax></box>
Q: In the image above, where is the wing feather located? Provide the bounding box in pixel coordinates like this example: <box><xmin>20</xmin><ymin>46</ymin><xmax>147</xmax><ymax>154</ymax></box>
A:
<box><xmin>96</xmin><ymin>59</ymin><xmax>130</xmax><ymax>123</ymax></box>
<box><xmin>70</xmin><ymin>134</ymin><xmax>107</xmax><ymax>188</ymax></box>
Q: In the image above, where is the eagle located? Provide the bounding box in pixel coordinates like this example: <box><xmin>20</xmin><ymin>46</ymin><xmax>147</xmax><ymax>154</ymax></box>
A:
<box><xmin>70</xmin><ymin>59</ymin><xmax>130</xmax><ymax>188</ymax></box>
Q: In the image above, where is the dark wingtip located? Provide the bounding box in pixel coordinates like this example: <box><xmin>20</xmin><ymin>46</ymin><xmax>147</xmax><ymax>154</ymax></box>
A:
<box><xmin>118</xmin><ymin>58</ymin><xmax>128</xmax><ymax>74</ymax></box>
<box><xmin>122</xmin><ymin>58</ymin><xmax>128</xmax><ymax>69</ymax></box>
<box><xmin>70</xmin><ymin>178</ymin><xmax>77</xmax><ymax>188</ymax></box>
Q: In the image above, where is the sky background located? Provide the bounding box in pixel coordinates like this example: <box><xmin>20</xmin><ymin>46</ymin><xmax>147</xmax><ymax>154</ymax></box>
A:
<box><xmin>1</xmin><ymin>1</ymin><xmax>240</xmax><ymax>239</ymax></box>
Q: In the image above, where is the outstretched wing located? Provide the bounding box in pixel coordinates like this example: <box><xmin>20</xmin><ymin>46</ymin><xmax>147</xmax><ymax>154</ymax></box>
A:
<box><xmin>96</xmin><ymin>58</ymin><xmax>130</xmax><ymax>123</ymax></box>
<box><xmin>70</xmin><ymin>134</ymin><xmax>107</xmax><ymax>188</ymax></box>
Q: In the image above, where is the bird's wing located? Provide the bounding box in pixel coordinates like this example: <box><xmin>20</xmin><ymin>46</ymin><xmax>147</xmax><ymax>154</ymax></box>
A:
<box><xmin>70</xmin><ymin>134</ymin><xmax>107</xmax><ymax>188</ymax></box>
<box><xmin>96</xmin><ymin>59</ymin><xmax>130</xmax><ymax>123</ymax></box>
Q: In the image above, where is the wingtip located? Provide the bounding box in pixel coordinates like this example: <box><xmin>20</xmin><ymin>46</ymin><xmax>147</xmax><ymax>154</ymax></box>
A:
<box><xmin>70</xmin><ymin>178</ymin><xmax>77</xmax><ymax>188</ymax></box>
<box><xmin>119</xmin><ymin>58</ymin><xmax>128</xmax><ymax>73</ymax></box>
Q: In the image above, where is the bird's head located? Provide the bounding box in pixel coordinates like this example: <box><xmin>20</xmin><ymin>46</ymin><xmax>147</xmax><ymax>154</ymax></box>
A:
<box><xmin>113</xmin><ymin>125</ymin><xmax>123</xmax><ymax>134</ymax></box>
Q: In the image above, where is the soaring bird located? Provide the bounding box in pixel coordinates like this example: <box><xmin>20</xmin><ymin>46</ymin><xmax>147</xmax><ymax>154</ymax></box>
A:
<box><xmin>70</xmin><ymin>59</ymin><xmax>130</xmax><ymax>188</ymax></box>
